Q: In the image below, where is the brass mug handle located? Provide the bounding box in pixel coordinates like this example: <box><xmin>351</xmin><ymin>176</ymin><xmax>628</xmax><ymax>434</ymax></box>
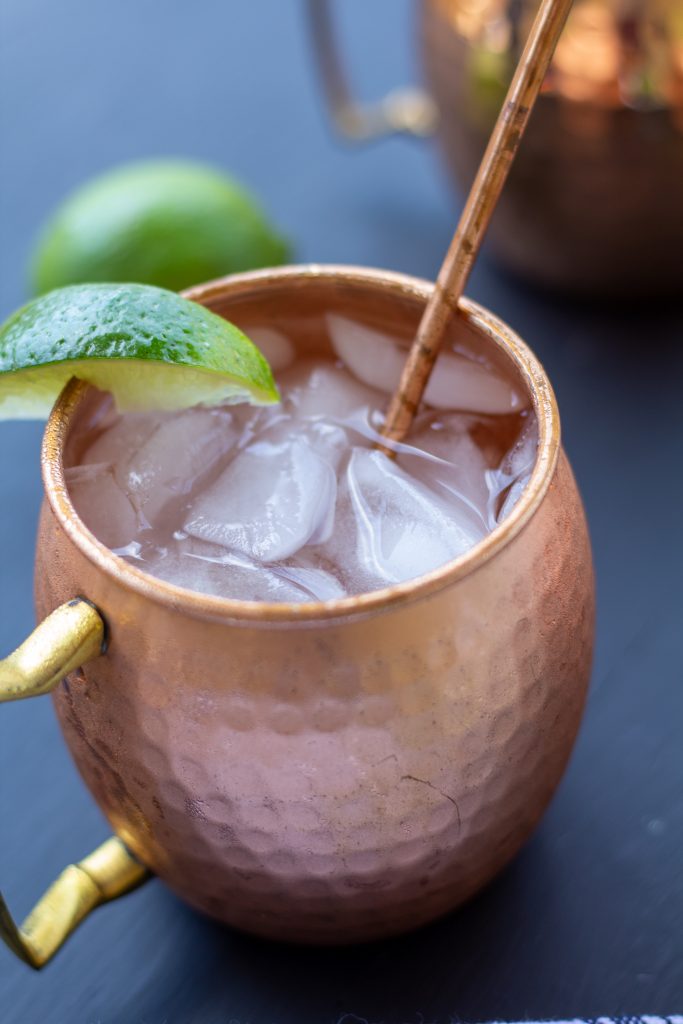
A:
<box><xmin>0</xmin><ymin>599</ymin><xmax>148</xmax><ymax>968</ymax></box>
<box><xmin>306</xmin><ymin>0</ymin><xmax>438</xmax><ymax>140</ymax></box>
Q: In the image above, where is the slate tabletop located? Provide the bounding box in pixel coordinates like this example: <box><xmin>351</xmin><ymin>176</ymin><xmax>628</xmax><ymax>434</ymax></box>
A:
<box><xmin>0</xmin><ymin>1</ymin><xmax>681</xmax><ymax>1022</ymax></box>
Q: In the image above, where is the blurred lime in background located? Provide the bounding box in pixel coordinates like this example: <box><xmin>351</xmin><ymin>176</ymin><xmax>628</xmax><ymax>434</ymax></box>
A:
<box><xmin>31</xmin><ymin>159</ymin><xmax>291</xmax><ymax>294</ymax></box>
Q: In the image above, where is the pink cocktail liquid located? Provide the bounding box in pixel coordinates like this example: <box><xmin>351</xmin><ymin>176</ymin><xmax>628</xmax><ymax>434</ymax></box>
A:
<box><xmin>66</xmin><ymin>312</ymin><xmax>536</xmax><ymax>601</ymax></box>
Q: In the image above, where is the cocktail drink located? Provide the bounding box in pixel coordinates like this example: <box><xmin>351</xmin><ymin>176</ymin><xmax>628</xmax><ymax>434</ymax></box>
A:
<box><xmin>67</xmin><ymin>311</ymin><xmax>536</xmax><ymax>602</ymax></box>
<box><xmin>0</xmin><ymin>267</ymin><xmax>593</xmax><ymax>959</ymax></box>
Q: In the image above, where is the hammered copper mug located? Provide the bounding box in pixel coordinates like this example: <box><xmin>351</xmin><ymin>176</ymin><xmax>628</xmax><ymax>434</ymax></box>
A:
<box><xmin>309</xmin><ymin>0</ymin><xmax>683</xmax><ymax>294</ymax></box>
<box><xmin>0</xmin><ymin>265</ymin><xmax>594</xmax><ymax>968</ymax></box>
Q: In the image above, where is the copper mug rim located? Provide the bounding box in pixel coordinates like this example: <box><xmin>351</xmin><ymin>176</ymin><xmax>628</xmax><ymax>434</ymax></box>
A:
<box><xmin>41</xmin><ymin>263</ymin><xmax>560</xmax><ymax>625</ymax></box>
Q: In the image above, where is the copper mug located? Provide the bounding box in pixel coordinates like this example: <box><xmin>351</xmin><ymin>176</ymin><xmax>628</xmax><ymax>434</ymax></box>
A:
<box><xmin>309</xmin><ymin>0</ymin><xmax>683</xmax><ymax>295</ymax></box>
<box><xmin>0</xmin><ymin>265</ymin><xmax>594</xmax><ymax>968</ymax></box>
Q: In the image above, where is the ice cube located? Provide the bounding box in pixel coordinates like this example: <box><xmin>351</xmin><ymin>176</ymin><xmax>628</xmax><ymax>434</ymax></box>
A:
<box><xmin>184</xmin><ymin>436</ymin><xmax>337</xmax><ymax>562</ymax></box>
<box><xmin>274</xmin><ymin>559</ymin><xmax>346</xmax><ymax>601</ymax></box>
<box><xmin>423</xmin><ymin>349</ymin><xmax>521</xmax><ymax>415</ymax></box>
<box><xmin>278</xmin><ymin>359</ymin><xmax>382</xmax><ymax>422</ymax></box>
<box><xmin>67</xmin><ymin>464</ymin><xmax>139</xmax><ymax>549</ymax></box>
<box><xmin>139</xmin><ymin>538</ymin><xmax>320</xmax><ymax>602</ymax></box>
<box><xmin>323</xmin><ymin>448</ymin><xmax>484</xmax><ymax>592</ymax></box>
<box><xmin>65</xmin><ymin>462</ymin><xmax>111</xmax><ymax>484</ymax></box>
<box><xmin>495</xmin><ymin>416</ymin><xmax>538</xmax><ymax>522</ymax></box>
<box><xmin>247</xmin><ymin>326</ymin><xmax>295</xmax><ymax>372</ymax></box>
<box><xmin>136</xmin><ymin>539</ymin><xmax>230</xmax><ymax>595</ymax></box>
<box><xmin>497</xmin><ymin>476</ymin><xmax>530</xmax><ymax>522</ymax></box>
<box><xmin>254</xmin><ymin>413</ymin><xmax>350</xmax><ymax>473</ymax></box>
<box><xmin>302</xmin><ymin>420</ymin><xmax>353</xmax><ymax>471</ymax></box>
<box><xmin>500</xmin><ymin>416</ymin><xmax>538</xmax><ymax>479</ymax></box>
<box><xmin>117</xmin><ymin>408</ymin><xmax>235</xmax><ymax>525</ymax></box>
<box><xmin>404</xmin><ymin>412</ymin><xmax>490</xmax><ymax>523</ymax></box>
<box><xmin>81</xmin><ymin>411</ymin><xmax>161</xmax><ymax>468</ymax></box>
<box><xmin>327</xmin><ymin>313</ymin><xmax>520</xmax><ymax>414</ymax></box>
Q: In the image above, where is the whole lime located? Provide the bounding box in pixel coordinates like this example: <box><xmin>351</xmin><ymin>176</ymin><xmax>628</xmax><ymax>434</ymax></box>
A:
<box><xmin>31</xmin><ymin>159</ymin><xmax>291</xmax><ymax>294</ymax></box>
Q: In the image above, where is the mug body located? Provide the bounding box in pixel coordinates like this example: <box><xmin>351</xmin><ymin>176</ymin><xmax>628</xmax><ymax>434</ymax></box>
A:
<box><xmin>35</xmin><ymin>266</ymin><xmax>594</xmax><ymax>943</ymax></box>
<box><xmin>421</xmin><ymin>0</ymin><xmax>683</xmax><ymax>295</ymax></box>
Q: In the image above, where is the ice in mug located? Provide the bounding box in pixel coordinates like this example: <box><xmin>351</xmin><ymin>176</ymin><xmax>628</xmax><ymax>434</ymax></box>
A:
<box><xmin>66</xmin><ymin>312</ymin><xmax>537</xmax><ymax>601</ymax></box>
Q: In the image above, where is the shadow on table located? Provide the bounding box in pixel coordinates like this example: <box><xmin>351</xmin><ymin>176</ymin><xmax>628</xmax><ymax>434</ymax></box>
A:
<box><xmin>111</xmin><ymin>838</ymin><xmax>579</xmax><ymax>1024</ymax></box>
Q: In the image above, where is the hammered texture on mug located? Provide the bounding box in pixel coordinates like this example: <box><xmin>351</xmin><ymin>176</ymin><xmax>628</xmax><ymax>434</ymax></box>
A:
<box><xmin>35</xmin><ymin>269</ymin><xmax>594</xmax><ymax>943</ymax></box>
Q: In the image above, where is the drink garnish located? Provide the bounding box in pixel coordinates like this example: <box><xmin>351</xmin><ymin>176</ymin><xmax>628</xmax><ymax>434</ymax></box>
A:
<box><xmin>0</xmin><ymin>283</ymin><xmax>278</xmax><ymax>418</ymax></box>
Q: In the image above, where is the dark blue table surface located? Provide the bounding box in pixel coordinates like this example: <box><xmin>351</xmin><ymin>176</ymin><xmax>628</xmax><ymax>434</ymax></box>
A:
<box><xmin>1</xmin><ymin>2</ymin><xmax>681</xmax><ymax>1021</ymax></box>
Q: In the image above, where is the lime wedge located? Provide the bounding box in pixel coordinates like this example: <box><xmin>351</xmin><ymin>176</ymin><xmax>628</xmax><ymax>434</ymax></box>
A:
<box><xmin>0</xmin><ymin>283</ymin><xmax>279</xmax><ymax>419</ymax></box>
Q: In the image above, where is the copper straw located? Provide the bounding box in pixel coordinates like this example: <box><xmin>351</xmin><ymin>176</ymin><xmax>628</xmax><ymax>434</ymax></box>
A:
<box><xmin>380</xmin><ymin>0</ymin><xmax>574</xmax><ymax>446</ymax></box>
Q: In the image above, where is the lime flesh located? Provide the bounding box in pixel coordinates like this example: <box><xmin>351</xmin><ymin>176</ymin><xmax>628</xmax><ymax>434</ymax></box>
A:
<box><xmin>0</xmin><ymin>283</ymin><xmax>279</xmax><ymax>419</ymax></box>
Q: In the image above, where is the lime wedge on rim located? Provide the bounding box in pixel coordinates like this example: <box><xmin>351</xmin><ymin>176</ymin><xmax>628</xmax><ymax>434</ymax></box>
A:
<box><xmin>0</xmin><ymin>283</ymin><xmax>279</xmax><ymax>419</ymax></box>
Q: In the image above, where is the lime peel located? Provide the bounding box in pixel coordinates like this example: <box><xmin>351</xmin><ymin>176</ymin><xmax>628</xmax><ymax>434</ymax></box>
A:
<box><xmin>31</xmin><ymin>158</ymin><xmax>291</xmax><ymax>294</ymax></box>
<box><xmin>0</xmin><ymin>283</ymin><xmax>279</xmax><ymax>419</ymax></box>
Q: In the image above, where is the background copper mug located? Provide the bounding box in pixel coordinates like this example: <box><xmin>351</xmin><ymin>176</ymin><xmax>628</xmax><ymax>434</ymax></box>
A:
<box><xmin>309</xmin><ymin>0</ymin><xmax>683</xmax><ymax>295</ymax></box>
<box><xmin>0</xmin><ymin>266</ymin><xmax>594</xmax><ymax>968</ymax></box>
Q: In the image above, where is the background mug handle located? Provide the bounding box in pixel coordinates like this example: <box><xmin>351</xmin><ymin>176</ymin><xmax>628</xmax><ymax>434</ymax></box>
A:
<box><xmin>306</xmin><ymin>0</ymin><xmax>438</xmax><ymax>140</ymax></box>
<box><xmin>0</xmin><ymin>599</ymin><xmax>148</xmax><ymax>969</ymax></box>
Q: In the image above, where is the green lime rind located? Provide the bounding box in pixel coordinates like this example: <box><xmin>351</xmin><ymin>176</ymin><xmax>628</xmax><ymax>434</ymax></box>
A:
<box><xmin>0</xmin><ymin>283</ymin><xmax>279</xmax><ymax>419</ymax></box>
<box><xmin>31</xmin><ymin>159</ymin><xmax>291</xmax><ymax>294</ymax></box>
